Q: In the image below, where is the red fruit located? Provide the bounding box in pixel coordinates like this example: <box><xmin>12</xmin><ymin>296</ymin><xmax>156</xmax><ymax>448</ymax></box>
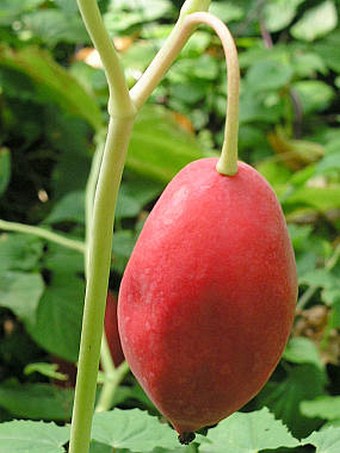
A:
<box><xmin>118</xmin><ymin>157</ymin><xmax>297</xmax><ymax>436</ymax></box>
<box><xmin>104</xmin><ymin>291</ymin><xmax>125</xmax><ymax>367</ymax></box>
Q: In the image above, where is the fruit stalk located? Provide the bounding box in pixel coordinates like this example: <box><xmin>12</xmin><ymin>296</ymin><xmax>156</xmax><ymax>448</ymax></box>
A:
<box><xmin>69</xmin><ymin>116</ymin><xmax>134</xmax><ymax>453</ymax></box>
<box><xmin>130</xmin><ymin>12</ymin><xmax>239</xmax><ymax>176</ymax></box>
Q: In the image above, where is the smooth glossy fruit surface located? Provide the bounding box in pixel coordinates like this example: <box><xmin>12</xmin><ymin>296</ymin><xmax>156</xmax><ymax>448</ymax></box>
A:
<box><xmin>118</xmin><ymin>157</ymin><xmax>297</xmax><ymax>435</ymax></box>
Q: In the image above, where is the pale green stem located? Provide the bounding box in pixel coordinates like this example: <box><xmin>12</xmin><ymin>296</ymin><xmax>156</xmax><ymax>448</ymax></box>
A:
<box><xmin>297</xmin><ymin>244</ymin><xmax>340</xmax><ymax>310</ymax></box>
<box><xmin>76</xmin><ymin>0</ymin><xmax>135</xmax><ymax>117</ymax></box>
<box><xmin>96</xmin><ymin>338</ymin><xmax>130</xmax><ymax>413</ymax></box>
<box><xmin>69</xmin><ymin>117</ymin><xmax>135</xmax><ymax>453</ymax></box>
<box><xmin>0</xmin><ymin>219</ymin><xmax>85</xmax><ymax>253</ymax></box>
<box><xmin>85</xmin><ymin>140</ymin><xmax>104</xmax><ymax>273</ymax></box>
<box><xmin>130</xmin><ymin>12</ymin><xmax>239</xmax><ymax>176</ymax></box>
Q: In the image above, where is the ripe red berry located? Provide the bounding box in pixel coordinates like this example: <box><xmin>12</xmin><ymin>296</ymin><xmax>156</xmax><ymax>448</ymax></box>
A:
<box><xmin>118</xmin><ymin>158</ymin><xmax>297</xmax><ymax>436</ymax></box>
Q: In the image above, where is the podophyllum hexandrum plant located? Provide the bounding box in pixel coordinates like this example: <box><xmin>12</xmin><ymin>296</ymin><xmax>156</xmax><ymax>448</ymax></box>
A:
<box><xmin>65</xmin><ymin>1</ymin><xmax>297</xmax><ymax>452</ymax></box>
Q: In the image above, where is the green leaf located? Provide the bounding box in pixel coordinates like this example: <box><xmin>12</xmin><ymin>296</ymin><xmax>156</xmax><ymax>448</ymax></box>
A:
<box><xmin>314</xmin><ymin>30</ymin><xmax>340</xmax><ymax>72</ymax></box>
<box><xmin>0</xmin><ymin>46</ymin><xmax>103</xmax><ymax>131</ymax></box>
<box><xmin>284</xmin><ymin>186</ymin><xmax>340</xmax><ymax>214</ymax></box>
<box><xmin>302</xmin><ymin>426</ymin><xmax>340</xmax><ymax>452</ymax></box>
<box><xmin>23</xmin><ymin>9</ymin><xmax>89</xmax><ymax>46</ymax></box>
<box><xmin>0</xmin><ymin>381</ymin><xmax>73</xmax><ymax>421</ymax></box>
<box><xmin>246</xmin><ymin>60</ymin><xmax>293</xmax><ymax>93</ymax></box>
<box><xmin>299</xmin><ymin>269</ymin><xmax>340</xmax><ymax>290</ymax></box>
<box><xmin>283</xmin><ymin>337</ymin><xmax>324</xmax><ymax>370</ymax></box>
<box><xmin>29</xmin><ymin>274</ymin><xmax>84</xmax><ymax>361</ymax></box>
<box><xmin>264</xmin><ymin>0</ymin><xmax>305</xmax><ymax>32</ymax></box>
<box><xmin>126</xmin><ymin>105</ymin><xmax>205</xmax><ymax>184</ymax></box>
<box><xmin>291</xmin><ymin>1</ymin><xmax>338</xmax><ymax>42</ymax></box>
<box><xmin>28</xmin><ymin>246</ymin><xmax>84</xmax><ymax>361</ymax></box>
<box><xmin>0</xmin><ymin>419</ymin><xmax>69</xmax><ymax>453</ymax></box>
<box><xmin>301</xmin><ymin>396</ymin><xmax>340</xmax><ymax>421</ymax></box>
<box><xmin>0</xmin><ymin>271</ymin><xmax>44</xmax><ymax>328</ymax></box>
<box><xmin>44</xmin><ymin>191</ymin><xmax>85</xmax><ymax>225</ymax></box>
<box><xmin>200</xmin><ymin>407</ymin><xmax>299</xmax><ymax>452</ymax></box>
<box><xmin>0</xmin><ymin>233</ymin><xmax>43</xmax><ymax>272</ymax></box>
<box><xmin>256</xmin><ymin>365</ymin><xmax>327</xmax><ymax>437</ymax></box>
<box><xmin>91</xmin><ymin>408</ymin><xmax>179</xmax><ymax>452</ymax></box>
<box><xmin>209</xmin><ymin>3</ymin><xmax>244</xmax><ymax>23</ymax></box>
<box><xmin>0</xmin><ymin>0</ymin><xmax>45</xmax><ymax>26</ymax></box>
<box><xmin>293</xmin><ymin>80</ymin><xmax>334</xmax><ymax>114</ymax></box>
<box><xmin>0</xmin><ymin>147</ymin><xmax>11</xmax><ymax>196</ymax></box>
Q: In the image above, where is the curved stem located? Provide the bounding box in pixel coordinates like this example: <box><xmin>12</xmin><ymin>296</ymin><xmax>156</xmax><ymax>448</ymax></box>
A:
<box><xmin>0</xmin><ymin>219</ymin><xmax>85</xmax><ymax>253</ymax></box>
<box><xmin>77</xmin><ymin>0</ymin><xmax>135</xmax><ymax>117</ymax></box>
<box><xmin>130</xmin><ymin>12</ymin><xmax>239</xmax><ymax>176</ymax></box>
<box><xmin>69</xmin><ymin>116</ymin><xmax>134</xmax><ymax>453</ymax></box>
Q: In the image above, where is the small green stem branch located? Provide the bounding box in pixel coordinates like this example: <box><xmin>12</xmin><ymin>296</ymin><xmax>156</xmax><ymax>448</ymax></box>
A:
<box><xmin>69</xmin><ymin>117</ymin><xmax>134</xmax><ymax>453</ymax></box>
<box><xmin>0</xmin><ymin>219</ymin><xmax>85</xmax><ymax>254</ymax></box>
<box><xmin>95</xmin><ymin>333</ymin><xmax>130</xmax><ymax>412</ymax></box>
<box><xmin>130</xmin><ymin>12</ymin><xmax>239</xmax><ymax>176</ymax></box>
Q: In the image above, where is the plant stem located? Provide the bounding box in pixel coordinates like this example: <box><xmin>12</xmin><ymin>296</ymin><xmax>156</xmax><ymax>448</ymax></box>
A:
<box><xmin>69</xmin><ymin>116</ymin><xmax>134</xmax><ymax>453</ymax></box>
<box><xmin>130</xmin><ymin>12</ymin><xmax>240</xmax><ymax>176</ymax></box>
<box><xmin>0</xmin><ymin>219</ymin><xmax>85</xmax><ymax>253</ymax></box>
<box><xmin>76</xmin><ymin>0</ymin><xmax>135</xmax><ymax>118</ymax></box>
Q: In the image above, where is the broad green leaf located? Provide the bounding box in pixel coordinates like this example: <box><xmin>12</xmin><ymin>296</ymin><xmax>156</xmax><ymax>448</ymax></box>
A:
<box><xmin>210</xmin><ymin>3</ymin><xmax>244</xmax><ymax>23</ymax></box>
<box><xmin>29</xmin><ymin>274</ymin><xmax>84</xmax><ymax>361</ymax></box>
<box><xmin>291</xmin><ymin>1</ymin><xmax>338</xmax><ymax>42</ymax></box>
<box><xmin>301</xmin><ymin>396</ymin><xmax>340</xmax><ymax>421</ymax></box>
<box><xmin>0</xmin><ymin>420</ymin><xmax>69</xmax><ymax>453</ymax></box>
<box><xmin>299</xmin><ymin>269</ymin><xmax>340</xmax><ymax>290</ymax></box>
<box><xmin>0</xmin><ymin>271</ymin><xmax>44</xmax><ymax>328</ymax></box>
<box><xmin>90</xmin><ymin>441</ymin><xmax>112</xmax><ymax>453</ymax></box>
<box><xmin>200</xmin><ymin>407</ymin><xmax>299</xmax><ymax>452</ymax></box>
<box><xmin>283</xmin><ymin>337</ymin><xmax>324</xmax><ymax>370</ymax></box>
<box><xmin>302</xmin><ymin>426</ymin><xmax>340</xmax><ymax>452</ymax></box>
<box><xmin>91</xmin><ymin>408</ymin><xmax>179</xmax><ymax>451</ymax></box>
<box><xmin>23</xmin><ymin>9</ymin><xmax>89</xmax><ymax>46</ymax></box>
<box><xmin>264</xmin><ymin>0</ymin><xmax>305</xmax><ymax>32</ymax></box>
<box><xmin>0</xmin><ymin>233</ymin><xmax>43</xmax><ymax>272</ymax></box>
<box><xmin>0</xmin><ymin>0</ymin><xmax>45</xmax><ymax>26</ymax></box>
<box><xmin>0</xmin><ymin>46</ymin><xmax>102</xmax><ymax>131</ymax></box>
<box><xmin>0</xmin><ymin>148</ymin><xmax>11</xmax><ymax>196</ymax></box>
<box><xmin>256</xmin><ymin>365</ymin><xmax>327</xmax><ymax>437</ymax></box>
<box><xmin>246</xmin><ymin>60</ymin><xmax>293</xmax><ymax>92</ymax></box>
<box><xmin>126</xmin><ymin>105</ymin><xmax>205</xmax><ymax>183</ymax></box>
<box><xmin>293</xmin><ymin>80</ymin><xmax>334</xmax><ymax>114</ymax></box>
<box><xmin>44</xmin><ymin>191</ymin><xmax>85</xmax><ymax>225</ymax></box>
<box><xmin>105</xmin><ymin>0</ymin><xmax>172</xmax><ymax>33</ymax></box>
<box><xmin>292</xmin><ymin>51</ymin><xmax>327</xmax><ymax>78</ymax></box>
<box><xmin>0</xmin><ymin>381</ymin><xmax>73</xmax><ymax>421</ymax></box>
<box><xmin>28</xmin><ymin>245</ymin><xmax>84</xmax><ymax>361</ymax></box>
<box><xmin>284</xmin><ymin>186</ymin><xmax>340</xmax><ymax>213</ymax></box>
<box><xmin>314</xmin><ymin>30</ymin><xmax>340</xmax><ymax>72</ymax></box>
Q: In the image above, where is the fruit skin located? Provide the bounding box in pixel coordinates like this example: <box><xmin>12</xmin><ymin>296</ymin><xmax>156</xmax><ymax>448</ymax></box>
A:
<box><xmin>104</xmin><ymin>290</ymin><xmax>125</xmax><ymax>367</ymax></box>
<box><xmin>118</xmin><ymin>157</ymin><xmax>297</xmax><ymax>435</ymax></box>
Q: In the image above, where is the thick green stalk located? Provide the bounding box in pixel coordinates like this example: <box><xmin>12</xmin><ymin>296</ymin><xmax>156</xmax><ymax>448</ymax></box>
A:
<box><xmin>76</xmin><ymin>0</ymin><xmax>134</xmax><ymax>117</ymax></box>
<box><xmin>69</xmin><ymin>117</ymin><xmax>134</xmax><ymax>453</ymax></box>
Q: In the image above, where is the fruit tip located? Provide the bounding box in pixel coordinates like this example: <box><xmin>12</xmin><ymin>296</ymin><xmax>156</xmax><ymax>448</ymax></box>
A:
<box><xmin>178</xmin><ymin>431</ymin><xmax>196</xmax><ymax>445</ymax></box>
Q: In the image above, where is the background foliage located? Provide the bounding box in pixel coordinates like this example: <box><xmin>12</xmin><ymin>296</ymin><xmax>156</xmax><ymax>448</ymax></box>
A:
<box><xmin>0</xmin><ymin>0</ymin><xmax>339</xmax><ymax>451</ymax></box>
